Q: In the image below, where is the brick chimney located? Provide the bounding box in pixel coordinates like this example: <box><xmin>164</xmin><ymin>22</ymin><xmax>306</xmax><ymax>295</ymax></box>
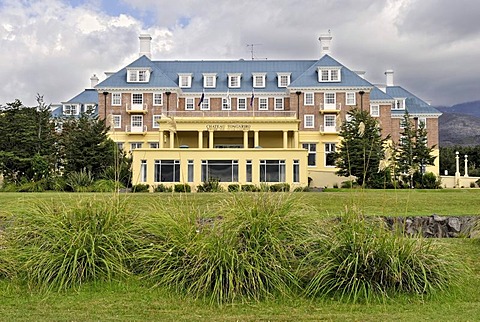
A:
<box><xmin>385</xmin><ymin>69</ymin><xmax>394</xmax><ymax>87</ymax></box>
<box><xmin>139</xmin><ymin>34</ymin><xmax>152</xmax><ymax>59</ymax></box>
<box><xmin>319</xmin><ymin>32</ymin><xmax>333</xmax><ymax>56</ymax></box>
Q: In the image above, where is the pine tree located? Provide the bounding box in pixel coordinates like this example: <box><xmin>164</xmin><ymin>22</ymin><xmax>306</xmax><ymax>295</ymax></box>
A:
<box><xmin>334</xmin><ymin>108</ymin><xmax>388</xmax><ymax>188</ymax></box>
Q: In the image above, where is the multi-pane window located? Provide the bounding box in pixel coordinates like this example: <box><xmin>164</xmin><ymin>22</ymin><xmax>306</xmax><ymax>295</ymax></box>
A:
<box><xmin>112</xmin><ymin>93</ymin><xmax>122</xmax><ymax>106</ymax></box>
<box><xmin>113</xmin><ymin>115</ymin><xmax>121</xmax><ymax>128</ymax></box>
<box><xmin>128</xmin><ymin>70</ymin><xmax>149</xmax><ymax>82</ymax></box>
<box><xmin>277</xmin><ymin>73</ymin><xmax>290</xmax><ymax>87</ymax></box>
<box><xmin>228</xmin><ymin>74</ymin><xmax>241</xmax><ymax>88</ymax></box>
<box><xmin>153</xmin><ymin>93</ymin><xmax>163</xmax><ymax>106</ymax></box>
<box><xmin>324</xmin><ymin>115</ymin><xmax>336</xmax><ymax>129</ymax></box>
<box><xmin>140</xmin><ymin>160</ymin><xmax>147</xmax><ymax>183</ymax></box>
<box><xmin>203</xmin><ymin>74</ymin><xmax>216</xmax><ymax>88</ymax></box>
<box><xmin>253</xmin><ymin>74</ymin><xmax>266</xmax><ymax>88</ymax></box>
<box><xmin>201</xmin><ymin>160</ymin><xmax>239</xmax><ymax>182</ymax></box>
<box><xmin>302</xmin><ymin>143</ymin><xmax>316</xmax><ymax>166</ymax></box>
<box><xmin>237</xmin><ymin>98</ymin><xmax>247</xmax><ymax>110</ymax></box>
<box><xmin>260</xmin><ymin>160</ymin><xmax>286</xmax><ymax>182</ymax></box>
<box><xmin>222</xmin><ymin>97</ymin><xmax>231</xmax><ymax>110</ymax></box>
<box><xmin>152</xmin><ymin>115</ymin><xmax>161</xmax><ymax>128</ymax></box>
<box><xmin>132</xmin><ymin>93</ymin><xmax>143</xmax><ymax>105</ymax></box>
<box><xmin>324</xmin><ymin>93</ymin><xmax>336</xmax><ymax>105</ymax></box>
<box><xmin>154</xmin><ymin>160</ymin><xmax>180</xmax><ymax>182</ymax></box>
<box><xmin>200</xmin><ymin>98</ymin><xmax>210</xmax><ymax>110</ymax></box>
<box><xmin>418</xmin><ymin>117</ymin><xmax>427</xmax><ymax>128</ymax></box>
<box><xmin>304</xmin><ymin>92</ymin><xmax>314</xmax><ymax>106</ymax></box>
<box><xmin>246</xmin><ymin>160</ymin><xmax>252</xmax><ymax>182</ymax></box>
<box><xmin>318</xmin><ymin>68</ymin><xmax>341</xmax><ymax>82</ymax></box>
<box><xmin>259</xmin><ymin>97</ymin><xmax>268</xmax><ymax>110</ymax></box>
<box><xmin>325</xmin><ymin>143</ymin><xmax>336</xmax><ymax>167</ymax></box>
<box><xmin>346</xmin><ymin>92</ymin><xmax>356</xmax><ymax>105</ymax></box>
<box><xmin>84</xmin><ymin>104</ymin><xmax>96</xmax><ymax>114</ymax></box>
<box><xmin>131</xmin><ymin>115</ymin><xmax>143</xmax><ymax>128</ymax></box>
<box><xmin>370</xmin><ymin>105</ymin><xmax>380</xmax><ymax>117</ymax></box>
<box><xmin>179</xmin><ymin>74</ymin><xmax>192</xmax><ymax>88</ymax></box>
<box><xmin>149</xmin><ymin>142</ymin><xmax>159</xmax><ymax>149</ymax></box>
<box><xmin>304</xmin><ymin>114</ymin><xmax>314</xmax><ymax>128</ymax></box>
<box><xmin>274</xmin><ymin>97</ymin><xmax>284</xmax><ymax>110</ymax></box>
<box><xmin>130</xmin><ymin>142</ymin><xmax>143</xmax><ymax>150</ymax></box>
<box><xmin>63</xmin><ymin>104</ymin><xmax>79</xmax><ymax>115</ymax></box>
<box><xmin>187</xmin><ymin>160</ymin><xmax>194</xmax><ymax>182</ymax></box>
<box><xmin>185</xmin><ymin>97</ymin><xmax>194</xmax><ymax>110</ymax></box>
<box><xmin>394</xmin><ymin>99</ymin><xmax>405</xmax><ymax>110</ymax></box>
<box><xmin>138</xmin><ymin>70</ymin><xmax>147</xmax><ymax>82</ymax></box>
<box><xmin>293</xmin><ymin>160</ymin><xmax>300</xmax><ymax>183</ymax></box>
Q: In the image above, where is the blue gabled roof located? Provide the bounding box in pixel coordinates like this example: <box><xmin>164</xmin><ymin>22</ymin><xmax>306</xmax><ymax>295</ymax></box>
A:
<box><xmin>370</xmin><ymin>87</ymin><xmax>394</xmax><ymax>101</ymax></box>
<box><xmin>387</xmin><ymin>86</ymin><xmax>441</xmax><ymax>115</ymax></box>
<box><xmin>96</xmin><ymin>55</ymin><xmax>179</xmax><ymax>89</ymax></box>
<box><xmin>156</xmin><ymin>59</ymin><xmax>315</xmax><ymax>93</ymax></box>
<box><xmin>289</xmin><ymin>55</ymin><xmax>373</xmax><ymax>88</ymax></box>
<box><xmin>65</xmin><ymin>89</ymin><xmax>98</xmax><ymax>104</ymax></box>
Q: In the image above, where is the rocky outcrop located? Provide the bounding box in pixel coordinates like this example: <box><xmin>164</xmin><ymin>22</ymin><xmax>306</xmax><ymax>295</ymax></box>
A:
<box><xmin>383</xmin><ymin>215</ymin><xmax>479</xmax><ymax>238</ymax></box>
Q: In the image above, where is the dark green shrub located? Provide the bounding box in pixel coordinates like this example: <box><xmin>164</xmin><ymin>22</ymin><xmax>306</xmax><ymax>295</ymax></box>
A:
<box><xmin>470</xmin><ymin>182</ymin><xmax>476</xmax><ymax>188</ymax></box>
<box><xmin>293</xmin><ymin>186</ymin><xmax>310</xmax><ymax>192</ymax></box>
<box><xmin>241</xmin><ymin>184</ymin><xmax>258</xmax><ymax>192</ymax></box>
<box><xmin>154</xmin><ymin>184</ymin><xmax>172</xmax><ymax>192</ymax></box>
<box><xmin>174</xmin><ymin>184</ymin><xmax>191</xmax><ymax>193</ymax></box>
<box><xmin>17</xmin><ymin>180</ymin><xmax>46</xmax><ymax>192</ymax></box>
<box><xmin>269</xmin><ymin>183</ymin><xmax>290</xmax><ymax>192</ymax></box>
<box><xmin>132</xmin><ymin>184</ymin><xmax>150</xmax><ymax>193</ymax></box>
<box><xmin>341</xmin><ymin>180</ymin><xmax>355</xmax><ymax>188</ymax></box>
<box><xmin>228</xmin><ymin>184</ymin><xmax>240</xmax><ymax>192</ymax></box>
<box><xmin>65</xmin><ymin>170</ymin><xmax>94</xmax><ymax>192</ymax></box>
<box><xmin>197</xmin><ymin>178</ymin><xmax>222</xmax><ymax>192</ymax></box>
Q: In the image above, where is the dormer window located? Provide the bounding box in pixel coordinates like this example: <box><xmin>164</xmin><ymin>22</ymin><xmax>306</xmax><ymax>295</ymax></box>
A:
<box><xmin>179</xmin><ymin>74</ymin><xmax>192</xmax><ymax>88</ymax></box>
<box><xmin>228</xmin><ymin>73</ymin><xmax>241</xmax><ymax>88</ymax></box>
<box><xmin>253</xmin><ymin>73</ymin><xmax>266</xmax><ymax>88</ymax></box>
<box><xmin>127</xmin><ymin>68</ymin><xmax>151</xmax><ymax>83</ymax></box>
<box><xmin>63</xmin><ymin>104</ymin><xmax>79</xmax><ymax>115</ymax></box>
<box><xmin>203</xmin><ymin>73</ymin><xmax>217</xmax><ymax>88</ymax></box>
<box><xmin>317</xmin><ymin>67</ymin><xmax>341</xmax><ymax>82</ymax></box>
<box><xmin>393</xmin><ymin>98</ymin><xmax>406</xmax><ymax>110</ymax></box>
<box><xmin>277</xmin><ymin>73</ymin><xmax>291</xmax><ymax>87</ymax></box>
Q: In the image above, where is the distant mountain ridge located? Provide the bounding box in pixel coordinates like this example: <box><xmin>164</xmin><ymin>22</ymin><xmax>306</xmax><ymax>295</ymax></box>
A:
<box><xmin>437</xmin><ymin>100</ymin><xmax>480</xmax><ymax>146</ymax></box>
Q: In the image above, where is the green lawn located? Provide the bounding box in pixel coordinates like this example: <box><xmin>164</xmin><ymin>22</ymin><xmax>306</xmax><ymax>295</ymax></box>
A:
<box><xmin>1</xmin><ymin>190</ymin><xmax>479</xmax><ymax>321</ymax></box>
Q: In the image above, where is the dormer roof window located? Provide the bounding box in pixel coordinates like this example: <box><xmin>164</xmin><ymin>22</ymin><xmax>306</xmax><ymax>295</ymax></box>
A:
<box><xmin>393</xmin><ymin>98</ymin><xmax>406</xmax><ymax>110</ymax></box>
<box><xmin>253</xmin><ymin>73</ymin><xmax>266</xmax><ymax>88</ymax></box>
<box><xmin>178</xmin><ymin>73</ymin><xmax>192</xmax><ymax>88</ymax></box>
<box><xmin>277</xmin><ymin>73</ymin><xmax>291</xmax><ymax>87</ymax></box>
<box><xmin>127</xmin><ymin>68</ymin><xmax>151</xmax><ymax>83</ymax></box>
<box><xmin>203</xmin><ymin>73</ymin><xmax>217</xmax><ymax>88</ymax></box>
<box><xmin>317</xmin><ymin>67</ymin><xmax>341</xmax><ymax>82</ymax></box>
<box><xmin>228</xmin><ymin>73</ymin><xmax>242</xmax><ymax>88</ymax></box>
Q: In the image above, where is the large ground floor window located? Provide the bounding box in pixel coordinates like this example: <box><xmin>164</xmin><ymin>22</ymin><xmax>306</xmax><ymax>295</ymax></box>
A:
<box><xmin>201</xmin><ymin>160</ymin><xmax>239</xmax><ymax>182</ymax></box>
<box><xmin>154</xmin><ymin>160</ymin><xmax>180</xmax><ymax>182</ymax></box>
<box><xmin>260</xmin><ymin>160</ymin><xmax>286</xmax><ymax>182</ymax></box>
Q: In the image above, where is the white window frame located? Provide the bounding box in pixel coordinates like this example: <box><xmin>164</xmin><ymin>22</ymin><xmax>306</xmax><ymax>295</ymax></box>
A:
<box><xmin>185</xmin><ymin>97</ymin><xmax>195</xmax><ymax>110</ymax></box>
<box><xmin>222</xmin><ymin>97</ymin><xmax>231</xmax><ymax>110</ymax></box>
<box><xmin>203</xmin><ymin>73</ymin><xmax>217</xmax><ymax>88</ymax></box>
<box><xmin>370</xmin><ymin>104</ymin><xmax>380</xmax><ymax>117</ymax></box>
<box><xmin>63</xmin><ymin>104</ymin><xmax>79</xmax><ymax>116</ymax></box>
<box><xmin>324</xmin><ymin>115</ymin><xmax>336</xmax><ymax>132</ymax></box>
<box><xmin>112</xmin><ymin>93</ymin><xmax>122</xmax><ymax>106</ymax></box>
<box><xmin>200</xmin><ymin>97</ymin><xmax>210</xmax><ymax>111</ymax></box>
<box><xmin>152</xmin><ymin>115</ymin><xmax>161</xmax><ymax>128</ymax></box>
<box><xmin>277</xmin><ymin>73</ymin><xmax>291</xmax><ymax>87</ymax></box>
<box><xmin>149</xmin><ymin>142</ymin><xmax>159</xmax><ymax>149</ymax></box>
<box><xmin>258</xmin><ymin>97</ymin><xmax>268</xmax><ymax>110</ymax></box>
<box><xmin>237</xmin><ymin>97</ymin><xmax>247</xmax><ymax>110</ymax></box>
<box><xmin>84</xmin><ymin>104</ymin><xmax>96</xmax><ymax>114</ymax></box>
<box><xmin>304</xmin><ymin>114</ymin><xmax>314</xmax><ymax>128</ymax></box>
<box><xmin>130</xmin><ymin>142</ymin><xmax>143</xmax><ymax>150</ymax></box>
<box><xmin>324</xmin><ymin>143</ymin><xmax>336</xmax><ymax>167</ymax></box>
<box><xmin>153</xmin><ymin>93</ymin><xmax>163</xmax><ymax>106</ymax></box>
<box><xmin>274</xmin><ymin>97</ymin><xmax>284</xmax><ymax>110</ymax></box>
<box><xmin>113</xmin><ymin>115</ymin><xmax>121</xmax><ymax>129</ymax></box>
<box><xmin>304</xmin><ymin>92</ymin><xmax>314</xmax><ymax>106</ymax></box>
<box><xmin>228</xmin><ymin>74</ymin><xmax>241</xmax><ymax>88</ymax></box>
<box><xmin>302</xmin><ymin>143</ymin><xmax>317</xmax><ymax>167</ymax></box>
<box><xmin>131</xmin><ymin>93</ymin><xmax>143</xmax><ymax>106</ymax></box>
<box><xmin>140</xmin><ymin>160</ymin><xmax>147</xmax><ymax>183</ymax></box>
<box><xmin>253</xmin><ymin>73</ymin><xmax>266</xmax><ymax>88</ymax></box>
<box><xmin>131</xmin><ymin>115</ymin><xmax>144</xmax><ymax>129</ymax></box>
<box><xmin>127</xmin><ymin>69</ymin><xmax>150</xmax><ymax>83</ymax></box>
<box><xmin>324</xmin><ymin>92</ymin><xmax>336</xmax><ymax>110</ymax></box>
<box><xmin>418</xmin><ymin>117</ymin><xmax>427</xmax><ymax>128</ymax></box>
<box><xmin>394</xmin><ymin>98</ymin><xmax>406</xmax><ymax>110</ymax></box>
<box><xmin>179</xmin><ymin>74</ymin><xmax>192</xmax><ymax>88</ymax></box>
<box><xmin>346</xmin><ymin>92</ymin><xmax>356</xmax><ymax>105</ymax></box>
<box><xmin>317</xmin><ymin>67</ymin><xmax>342</xmax><ymax>82</ymax></box>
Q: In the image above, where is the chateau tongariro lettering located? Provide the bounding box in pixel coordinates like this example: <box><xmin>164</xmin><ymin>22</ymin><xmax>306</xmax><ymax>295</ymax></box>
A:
<box><xmin>205</xmin><ymin>124</ymin><xmax>251</xmax><ymax>131</ymax></box>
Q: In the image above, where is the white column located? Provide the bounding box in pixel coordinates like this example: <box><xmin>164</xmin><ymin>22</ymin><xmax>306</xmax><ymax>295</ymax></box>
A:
<box><xmin>169</xmin><ymin>130</ymin><xmax>175</xmax><ymax>149</ymax></box>
<box><xmin>455</xmin><ymin>151</ymin><xmax>460</xmax><ymax>187</ymax></box>
<box><xmin>254</xmin><ymin>130</ymin><xmax>259</xmax><ymax>147</ymax></box>
<box><xmin>283</xmin><ymin>130</ymin><xmax>288</xmax><ymax>149</ymax></box>
<box><xmin>159</xmin><ymin>130</ymin><xmax>164</xmax><ymax>149</ymax></box>
<box><xmin>293</xmin><ymin>131</ymin><xmax>299</xmax><ymax>148</ymax></box>
<box><xmin>464</xmin><ymin>155</ymin><xmax>469</xmax><ymax>177</ymax></box>
<box><xmin>198</xmin><ymin>130</ymin><xmax>203</xmax><ymax>149</ymax></box>
<box><xmin>209</xmin><ymin>130</ymin><xmax>214</xmax><ymax>149</ymax></box>
<box><xmin>243</xmin><ymin>130</ymin><xmax>249</xmax><ymax>149</ymax></box>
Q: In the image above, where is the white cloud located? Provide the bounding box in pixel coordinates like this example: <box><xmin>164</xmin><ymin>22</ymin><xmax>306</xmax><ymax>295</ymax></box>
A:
<box><xmin>0</xmin><ymin>0</ymin><xmax>479</xmax><ymax>106</ymax></box>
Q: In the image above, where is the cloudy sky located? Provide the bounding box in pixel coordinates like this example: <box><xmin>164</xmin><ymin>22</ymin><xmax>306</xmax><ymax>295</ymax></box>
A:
<box><xmin>0</xmin><ymin>0</ymin><xmax>479</xmax><ymax>107</ymax></box>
